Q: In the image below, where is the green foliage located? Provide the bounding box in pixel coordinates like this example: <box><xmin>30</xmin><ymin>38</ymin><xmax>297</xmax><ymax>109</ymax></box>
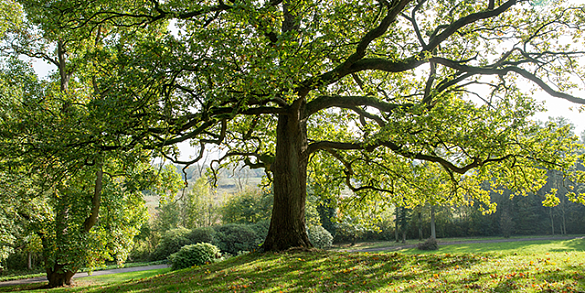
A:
<box><xmin>335</xmin><ymin>215</ymin><xmax>373</xmax><ymax>244</ymax></box>
<box><xmin>2</xmin><ymin>0</ymin><xmax>585</xmax><ymax>260</ymax></box>
<box><xmin>180</xmin><ymin>177</ymin><xmax>221</xmax><ymax>229</ymax></box>
<box><xmin>316</xmin><ymin>197</ymin><xmax>337</xmax><ymax>238</ymax></box>
<box><xmin>221</xmin><ymin>188</ymin><xmax>272</xmax><ymax>225</ymax></box>
<box><xmin>248</xmin><ymin>220</ymin><xmax>270</xmax><ymax>244</ymax></box>
<box><xmin>307</xmin><ymin>225</ymin><xmax>333</xmax><ymax>249</ymax></box>
<box><xmin>168</xmin><ymin>243</ymin><xmax>221</xmax><ymax>270</ymax></box>
<box><xmin>213</xmin><ymin>224</ymin><xmax>260</xmax><ymax>255</ymax></box>
<box><xmin>150</xmin><ymin>227</ymin><xmax>191</xmax><ymax>261</ymax></box>
<box><xmin>186</xmin><ymin>227</ymin><xmax>216</xmax><ymax>245</ymax></box>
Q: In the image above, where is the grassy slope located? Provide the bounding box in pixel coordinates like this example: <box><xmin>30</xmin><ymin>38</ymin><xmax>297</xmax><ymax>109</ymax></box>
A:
<box><xmin>5</xmin><ymin>238</ymin><xmax>584</xmax><ymax>293</ymax></box>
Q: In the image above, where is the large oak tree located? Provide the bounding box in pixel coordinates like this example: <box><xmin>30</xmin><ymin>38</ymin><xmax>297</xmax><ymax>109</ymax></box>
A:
<box><xmin>10</xmin><ymin>0</ymin><xmax>585</xmax><ymax>255</ymax></box>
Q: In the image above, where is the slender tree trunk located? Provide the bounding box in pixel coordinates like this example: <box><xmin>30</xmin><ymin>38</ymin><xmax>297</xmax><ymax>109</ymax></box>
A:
<box><xmin>262</xmin><ymin>105</ymin><xmax>312</xmax><ymax>251</ymax></box>
<box><xmin>430</xmin><ymin>205</ymin><xmax>436</xmax><ymax>239</ymax></box>
<box><xmin>549</xmin><ymin>208</ymin><xmax>555</xmax><ymax>235</ymax></box>
<box><xmin>418</xmin><ymin>211</ymin><xmax>423</xmax><ymax>241</ymax></box>
<box><xmin>395</xmin><ymin>208</ymin><xmax>399</xmax><ymax>242</ymax></box>
<box><xmin>561</xmin><ymin>200</ymin><xmax>567</xmax><ymax>235</ymax></box>
<box><xmin>27</xmin><ymin>251</ymin><xmax>32</xmax><ymax>270</ymax></box>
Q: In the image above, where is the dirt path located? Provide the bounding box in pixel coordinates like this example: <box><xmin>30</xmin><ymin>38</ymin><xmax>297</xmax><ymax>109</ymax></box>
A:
<box><xmin>0</xmin><ymin>264</ymin><xmax>169</xmax><ymax>288</ymax></box>
<box><xmin>352</xmin><ymin>235</ymin><xmax>585</xmax><ymax>252</ymax></box>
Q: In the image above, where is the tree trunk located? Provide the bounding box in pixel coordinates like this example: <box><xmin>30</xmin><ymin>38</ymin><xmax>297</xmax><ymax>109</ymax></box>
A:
<box><xmin>549</xmin><ymin>208</ymin><xmax>554</xmax><ymax>235</ymax></box>
<box><xmin>46</xmin><ymin>264</ymin><xmax>76</xmax><ymax>287</ymax></box>
<box><xmin>44</xmin><ymin>166</ymin><xmax>103</xmax><ymax>288</ymax></box>
<box><xmin>395</xmin><ymin>208</ymin><xmax>399</xmax><ymax>242</ymax></box>
<box><xmin>430</xmin><ymin>205</ymin><xmax>436</xmax><ymax>239</ymax></box>
<box><xmin>262</xmin><ymin>106</ymin><xmax>312</xmax><ymax>251</ymax></box>
<box><xmin>418</xmin><ymin>211</ymin><xmax>423</xmax><ymax>241</ymax></box>
<box><xmin>27</xmin><ymin>251</ymin><xmax>32</xmax><ymax>270</ymax></box>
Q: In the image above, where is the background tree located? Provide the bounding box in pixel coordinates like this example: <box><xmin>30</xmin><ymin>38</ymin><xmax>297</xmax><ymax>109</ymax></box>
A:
<box><xmin>9</xmin><ymin>0</ymin><xmax>585</xmax><ymax>253</ymax></box>
<box><xmin>0</xmin><ymin>1</ymin><xmax>181</xmax><ymax>287</ymax></box>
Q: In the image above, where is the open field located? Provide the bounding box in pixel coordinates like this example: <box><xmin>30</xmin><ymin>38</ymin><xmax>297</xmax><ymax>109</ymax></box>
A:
<box><xmin>2</xmin><ymin>238</ymin><xmax>584</xmax><ymax>292</ymax></box>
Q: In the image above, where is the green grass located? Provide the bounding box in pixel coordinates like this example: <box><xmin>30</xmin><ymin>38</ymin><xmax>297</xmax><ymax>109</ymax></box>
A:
<box><xmin>4</xmin><ymin>238</ymin><xmax>584</xmax><ymax>292</ymax></box>
<box><xmin>331</xmin><ymin>234</ymin><xmax>585</xmax><ymax>252</ymax></box>
<box><xmin>401</xmin><ymin>238</ymin><xmax>585</xmax><ymax>255</ymax></box>
<box><xmin>0</xmin><ymin>271</ymin><xmax>45</xmax><ymax>283</ymax></box>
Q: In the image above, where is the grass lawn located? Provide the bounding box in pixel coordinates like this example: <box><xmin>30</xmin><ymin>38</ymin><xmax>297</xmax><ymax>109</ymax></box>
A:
<box><xmin>331</xmin><ymin>234</ymin><xmax>585</xmax><ymax>252</ymax></box>
<box><xmin>3</xmin><ymin>237</ymin><xmax>584</xmax><ymax>292</ymax></box>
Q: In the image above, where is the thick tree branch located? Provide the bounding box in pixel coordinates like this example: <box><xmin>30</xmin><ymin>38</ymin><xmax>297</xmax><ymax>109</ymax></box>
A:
<box><xmin>432</xmin><ymin>57</ymin><xmax>585</xmax><ymax>104</ymax></box>
<box><xmin>308</xmin><ymin>139</ymin><xmax>515</xmax><ymax>175</ymax></box>
<box><xmin>424</xmin><ymin>0</ymin><xmax>519</xmax><ymax>51</ymax></box>
<box><xmin>83</xmin><ymin>164</ymin><xmax>102</xmax><ymax>233</ymax></box>
<box><xmin>298</xmin><ymin>0</ymin><xmax>413</xmax><ymax>93</ymax></box>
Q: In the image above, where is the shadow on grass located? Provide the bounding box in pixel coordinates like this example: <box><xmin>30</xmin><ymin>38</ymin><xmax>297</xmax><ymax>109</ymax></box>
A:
<box><xmin>43</xmin><ymin>251</ymin><xmax>494</xmax><ymax>293</ymax></box>
<box><xmin>10</xmin><ymin>248</ymin><xmax>584</xmax><ymax>292</ymax></box>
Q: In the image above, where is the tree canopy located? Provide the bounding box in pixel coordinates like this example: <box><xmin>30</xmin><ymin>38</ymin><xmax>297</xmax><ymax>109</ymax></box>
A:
<box><xmin>2</xmin><ymin>0</ymin><xmax>585</xmax><ymax>257</ymax></box>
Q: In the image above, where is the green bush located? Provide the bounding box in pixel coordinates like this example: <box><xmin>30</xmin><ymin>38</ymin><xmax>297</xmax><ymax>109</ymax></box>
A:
<box><xmin>307</xmin><ymin>225</ymin><xmax>333</xmax><ymax>249</ymax></box>
<box><xmin>169</xmin><ymin>243</ymin><xmax>221</xmax><ymax>270</ymax></box>
<box><xmin>249</xmin><ymin>220</ymin><xmax>270</xmax><ymax>246</ymax></box>
<box><xmin>150</xmin><ymin>227</ymin><xmax>191</xmax><ymax>261</ymax></box>
<box><xmin>417</xmin><ymin>237</ymin><xmax>439</xmax><ymax>251</ymax></box>
<box><xmin>213</xmin><ymin>224</ymin><xmax>258</xmax><ymax>255</ymax></box>
<box><xmin>221</xmin><ymin>189</ymin><xmax>273</xmax><ymax>224</ymax></box>
<box><xmin>186</xmin><ymin>227</ymin><xmax>216</xmax><ymax>244</ymax></box>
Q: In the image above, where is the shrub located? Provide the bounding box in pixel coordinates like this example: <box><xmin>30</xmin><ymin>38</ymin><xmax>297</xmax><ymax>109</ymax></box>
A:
<box><xmin>186</xmin><ymin>227</ymin><xmax>216</xmax><ymax>244</ymax></box>
<box><xmin>150</xmin><ymin>227</ymin><xmax>191</xmax><ymax>261</ymax></box>
<box><xmin>249</xmin><ymin>220</ymin><xmax>270</xmax><ymax>246</ymax></box>
<box><xmin>213</xmin><ymin>224</ymin><xmax>258</xmax><ymax>255</ymax></box>
<box><xmin>169</xmin><ymin>243</ymin><xmax>221</xmax><ymax>270</ymax></box>
<box><xmin>307</xmin><ymin>225</ymin><xmax>333</xmax><ymax>249</ymax></box>
<box><xmin>417</xmin><ymin>237</ymin><xmax>438</xmax><ymax>251</ymax></box>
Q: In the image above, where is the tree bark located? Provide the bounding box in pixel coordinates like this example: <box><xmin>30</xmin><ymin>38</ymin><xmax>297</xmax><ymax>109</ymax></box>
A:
<box><xmin>261</xmin><ymin>104</ymin><xmax>312</xmax><ymax>251</ymax></box>
<box><xmin>430</xmin><ymin>205</ymin><xmax>436</xmax><ymax>239</ymax></box>
<box><xmin>395</xmin><ymin>207</ymin><xmax>399</xmax><ymax>242</ymax></box>
<box><xmin>46</xmin><ymin>264</ymin><xmax>76</xmax><ymax>287</ymax></box>
<box><xmin>549</xmin><ymin>208</ymin><xmax>554</xmax><ymax>235</ymax></box>
<box><xmin>418</xmin><ymin>211</ymin><xmax>423</xmax><ymax>241</ymax></box>
<box><xmin>44</xmin><ymin>166</ymin><xmax>103</xmax><ymax>287</ymax></box>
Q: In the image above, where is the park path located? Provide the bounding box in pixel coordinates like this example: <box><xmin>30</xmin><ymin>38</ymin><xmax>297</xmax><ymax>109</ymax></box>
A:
<box><xmin>351</xmin><ymin>235</ymin><xmax>585</xmax><ymax>252</ymax></box>
<box><xmin>0</xmin><ymin>264</ymin><xmax>169</xmax><ymax>288</ymax></box>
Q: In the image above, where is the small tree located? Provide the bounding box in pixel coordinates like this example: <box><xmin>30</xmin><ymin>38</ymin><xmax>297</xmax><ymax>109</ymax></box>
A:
<box><xmin>221</xmin><ymin>189</ymin><xmax>273</xmax><ymax>224</ymax></box>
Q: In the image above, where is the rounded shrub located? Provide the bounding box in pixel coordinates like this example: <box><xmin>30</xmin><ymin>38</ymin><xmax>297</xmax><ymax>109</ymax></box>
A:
<box><xmin>308</xmin><ymin>225</ymin><xmax>333</xmax><ymax>249</ymax></box>
<box><xmin>150</xmin><ymin>227</ymin><xmax>191</xmax><ymax>261</ymax></box>
<box><xmin>169</xmin><ymin>243</ymin><xmax>221</xmax><ymax>270</ymax></box>
<box><xmin>186</xmin><ymin>227</ymin><xmax>216</xmax><ymax>244</ymax></box>
<box><xmin>417</xmin><ymin>237</ymin><xmax>439</xmax><ymax>251</ymax></box>
<box><xmin>213</xmin><ymin>224</ymin><xmax>258</xmax><ymax>255</ymax></box>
